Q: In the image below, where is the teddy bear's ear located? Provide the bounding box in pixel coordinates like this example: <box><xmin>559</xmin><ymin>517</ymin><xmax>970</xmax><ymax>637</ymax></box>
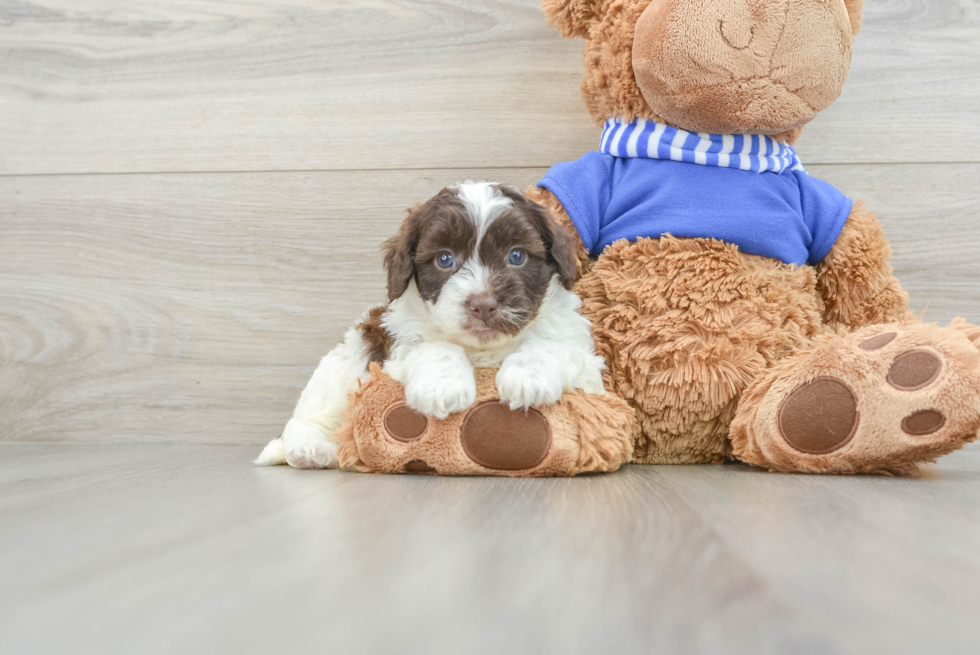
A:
<box><xmin>842</xmin><ymin>0</ymin><xmax>864</xmax><ymax>36</ymax></box>
<box><xmin>540</xmin><ymin>0</ymin><xmax>604</xmax><ymax>38</ymax></box>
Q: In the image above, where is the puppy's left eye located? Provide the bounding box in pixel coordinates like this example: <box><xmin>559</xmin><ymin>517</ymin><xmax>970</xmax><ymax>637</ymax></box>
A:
<box><xmin>508</xmin><ymin>249</ymin><xmax>526</xmax><ymax>266</ymax></box>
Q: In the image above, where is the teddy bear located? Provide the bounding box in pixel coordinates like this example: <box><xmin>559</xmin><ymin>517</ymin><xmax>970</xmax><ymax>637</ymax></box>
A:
<box><xmin>522</xmin><ymin>0</ymin><xmax>980</xmax><ymax>475</ymax></box>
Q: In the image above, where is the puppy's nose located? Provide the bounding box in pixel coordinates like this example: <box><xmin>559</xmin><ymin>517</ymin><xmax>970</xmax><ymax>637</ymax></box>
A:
<box><xmin>467</xmin><ymin>296</ymin><xmax>498</xmax><ymax>322</ymax></box>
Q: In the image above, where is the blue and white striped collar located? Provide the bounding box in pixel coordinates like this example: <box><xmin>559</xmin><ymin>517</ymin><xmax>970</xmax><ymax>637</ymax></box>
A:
<box><xmin>600</xmin><ymin>118</ymin><xmax>806</xmax><ymax>175</ymax></box>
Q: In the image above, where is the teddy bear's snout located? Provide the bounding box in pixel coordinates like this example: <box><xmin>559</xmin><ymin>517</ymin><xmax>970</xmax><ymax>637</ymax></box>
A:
<box><xmin>717</xmin><ymin>17</ymin><xmax>754</xmax><ymax>51</ymax></box>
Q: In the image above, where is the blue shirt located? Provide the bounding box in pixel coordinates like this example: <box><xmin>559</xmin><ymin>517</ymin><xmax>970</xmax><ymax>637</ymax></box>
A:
<box><xmin>538</xmin><ymin>150</ymin><xmax>853</xmax><ymax>266</ymax></box>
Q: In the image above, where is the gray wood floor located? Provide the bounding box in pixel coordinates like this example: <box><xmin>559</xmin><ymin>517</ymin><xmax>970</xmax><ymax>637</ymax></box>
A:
<box><xmin>2</xmin><ymin>0</ymin><xmax>980</xmax><ymax>652</ymax></box>
<box><xmin>2</xmin><ymin>442</ymin><xmax>980</xmax><ymax>655</ymax></box>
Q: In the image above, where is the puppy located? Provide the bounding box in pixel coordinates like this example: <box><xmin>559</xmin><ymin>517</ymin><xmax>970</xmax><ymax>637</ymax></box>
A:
<box><xmin>256</xmin><ymin>182</ymin><xmax>605</xmax><ymax>469</ymax></box>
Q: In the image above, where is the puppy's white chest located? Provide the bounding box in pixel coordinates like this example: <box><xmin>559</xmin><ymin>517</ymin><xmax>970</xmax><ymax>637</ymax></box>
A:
<box><xmin>467</xmin><ymin>349</ymin><xmax>513</xmax><ymax>368</ymax></box>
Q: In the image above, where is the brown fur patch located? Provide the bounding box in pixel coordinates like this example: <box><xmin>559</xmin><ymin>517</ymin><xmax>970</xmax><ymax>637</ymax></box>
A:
<box><xmin>382</xmin><ymin>188</ymin><xmax>477</xmax><ymax>303</ymax></box>
<box><xmin>474</xmin><ymin>212</ymin><xmax>553</xmax><ymax>336</ymax></box>
<box><xmin>526</xmin><ymin>186</ymin><xmax>594</xmax><ymax>279</ymax></box>
<box><xmin>381</xmin><ymin>203</ymin><xmax>424</xmax><ymax>302</ymax></box>
<box><xmin>495</xmin><ymin>184</ymin><xmax>579</xmax><ymax>290</ymax></box>
<box><xmin>358</xmin><ymin>305</ymin><xmax>393</xmax><ymax>364</ymax></box>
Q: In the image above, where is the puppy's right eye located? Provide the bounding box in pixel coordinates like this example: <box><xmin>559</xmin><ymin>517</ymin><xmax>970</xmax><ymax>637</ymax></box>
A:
<box><xmin>436</xmin><ymin>253</ymin><xmax>456</xmax><ymax>269</ymax></box>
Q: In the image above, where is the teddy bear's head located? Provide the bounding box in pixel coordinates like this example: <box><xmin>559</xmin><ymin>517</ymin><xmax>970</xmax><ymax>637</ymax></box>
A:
<box><xmin>544</xmin><ymin>0</ymin><xmax>863</xmax><ymax>142</ymax></box>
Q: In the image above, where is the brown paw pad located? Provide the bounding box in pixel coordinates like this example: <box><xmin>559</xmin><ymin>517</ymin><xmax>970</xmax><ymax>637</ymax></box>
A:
<box><xmin>460</xmin><ymin>401</ymin><xmax>552</xmax><ymax>471</ymax></box>
<box><xmin>404</xmin><ymin>459</ymin><xmax>437</xmax><ymax>473</ymax></box>
<box><xmin>902</xmin><ymin>410</ymin><xmax>947</xmax><ymax>436</ymax></box>
<box><xmin>778</xmin><ymin>376</ymin><xmax>860</xmax><ymax>455</ymax></box>
<box><xmin>859</xmin><ymin>331</ymin><xmax>897</xmax><ymax>351</ymax></box>
<box><xmin>384</xmin><ymin>404</ymin><xmax>428</xmax><ymax>442</ymax></box>
<box><xmin>887</xmin><ymin>349</ymin><xmax>942</xmax><ymax>391</ymax></box>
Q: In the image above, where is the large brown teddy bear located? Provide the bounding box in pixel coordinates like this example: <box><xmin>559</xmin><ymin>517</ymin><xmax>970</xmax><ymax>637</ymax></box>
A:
<box><xmin>525</xmin><ymin>0</ymin><xmax>980</xmax><ymax>475</ymax></box>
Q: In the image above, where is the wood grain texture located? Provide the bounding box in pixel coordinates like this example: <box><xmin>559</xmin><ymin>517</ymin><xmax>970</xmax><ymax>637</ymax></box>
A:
<box><xmin>0</xmin><ymin>442</ymin><xmax>978</xmax><ymax>655</ymax></box>
<box><xmin>0</xmin><ymin>168</ymin><xmax>544</xmax><ymax>444</ymax></box>
<box><xmin>0</xmin><ymin>0</ymin><xmax>977</xmax><ymax>175</ymax></box>
<box><xmin>815</xmin><ymin>163</ymin><xmax>980</xmax><ymax>324</ymax></box>
<box><xmin>1</xmin><ymin>165</ymin><xmax>978</xmax><ymax>444</ymax></box>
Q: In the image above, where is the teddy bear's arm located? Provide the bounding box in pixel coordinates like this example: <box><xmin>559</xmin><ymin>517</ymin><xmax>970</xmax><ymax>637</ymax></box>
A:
<box><xmin>526</xmin><ymin>186</ymin><xmax>594</xmax><ymax>279</ymax></box>
<box><xmin>815</xmin><ymin>200</ymin><xmax>912</xmax><ymax>330</ymax></box>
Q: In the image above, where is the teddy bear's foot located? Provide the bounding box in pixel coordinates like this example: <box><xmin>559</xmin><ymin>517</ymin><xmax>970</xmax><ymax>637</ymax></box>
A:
<box><xmin>374</xmin><ymin>400</ymin><xmax>554</xmax><ymax>474</ymax></box>
<box><xmin>334</xmin><ymin>365</ymin><xmax>635</xmax><ymax>476</ymax></box>
<box><xmin>730</xmin><ymin>323</ymin><xmax>980</xmax><ymax>475</ymax></box>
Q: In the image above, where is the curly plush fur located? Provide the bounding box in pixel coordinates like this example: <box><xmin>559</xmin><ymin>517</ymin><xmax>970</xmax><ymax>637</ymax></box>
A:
<box><xmin>536</xmin><ymin>0</ymin><xmax>980</xmax><ymax>474</ymax></box>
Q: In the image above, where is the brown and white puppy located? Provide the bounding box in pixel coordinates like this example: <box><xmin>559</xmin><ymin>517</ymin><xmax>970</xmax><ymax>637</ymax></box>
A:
<box><xmin>256</xmin><ymin>182</ymin><xmax>605</xmax><ymax>469</ymax></box>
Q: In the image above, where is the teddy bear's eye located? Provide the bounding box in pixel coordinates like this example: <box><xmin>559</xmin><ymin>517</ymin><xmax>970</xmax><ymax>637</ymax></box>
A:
<box><xmin>436</xmin><ymin>253</ymin><xmax>456</xmax><ymax>269</ymax></box>
<box><xmin>508</xmin><ymin>249</ymin><xmax>526</xmax><ymax>266</ymax></box>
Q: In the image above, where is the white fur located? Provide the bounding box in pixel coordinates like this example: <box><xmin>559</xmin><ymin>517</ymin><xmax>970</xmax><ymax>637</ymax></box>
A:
<box><xmin>254</xmin><ymin>324</ymin><xmax>371</xmax><ymax>469</ymax></box>
<box><xmin>255</xmin><ymin>182</ymin><xmax>605</xmax><ymax>469</ymax></box>
<box><xmin>456</xmin><ymin>181</ymin><xmax>512</xmax><ymax>242</ymax></box>
<box><xmin>495</xmin><ymin>281</ymin><xmax>605</xmax><ymax>409</ymax></box>
<box><xmin>384</xmin><ymin>339</ymin><xmax>476</xmax><ymax>419</ymax></box>
<box><xmin>425</xmin><ymin>259</ymin><xmax>491</xmax><ymax>349</ymax></box>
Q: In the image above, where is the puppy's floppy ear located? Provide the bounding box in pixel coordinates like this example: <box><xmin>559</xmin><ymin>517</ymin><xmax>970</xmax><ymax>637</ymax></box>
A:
<box><xmin>541</xmin><ymin>0</ymin><xmax>604</xmax><ymax>38</ymax></box>
<box><xmin>382</xmin><ymin>204</ymin><xmax>424</xmax><ymax>302</ymax></box>
<box><xmin>525</xmin><ymin>198</ymin><xmax>580</xmax><ymax>290</ymax></box>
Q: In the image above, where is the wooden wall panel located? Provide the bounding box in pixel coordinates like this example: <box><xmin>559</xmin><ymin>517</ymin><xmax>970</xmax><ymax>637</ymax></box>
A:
<box><xmin>0</xmin><ymin>0</ymin><xmax>977</xmax><ymax>175</ymax></box>
<box><xmin>2</xmin><ymin>165</ymin><xmax>977</xmax><ymax>444</ymax></box>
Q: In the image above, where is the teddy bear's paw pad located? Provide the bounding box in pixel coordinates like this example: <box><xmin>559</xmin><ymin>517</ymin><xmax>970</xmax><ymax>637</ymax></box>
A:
<box><xmin>384</xmin><ymin>404</ymin><xmax>428</xmax><ymax>442</ymax></box>
<box><xmin>859</xmin><ymin>332</ymin><xmax>897</xmax><ymax>351</ymax></box>
<box><xmin>460</xmin><ymin>401</ymin><xmax>552</xmax><ymax>471</ymax></box>
<box><xmin>902</xmin><ymin>410</ymin><xmax>946</xmax><ymax>436</ymax></box>
<box><xmin>886</xmin><ymin>349</ymin><xmax>942</xmax><ymax>391</ymax></box>
<box><xmin>778</xmin><ymin>377</ymin><xmax>859</xmax><ymax>455</ymax></box>
<box><xmin>404</xmin><ymin>459</ymin><xmax>437</xmax><ymax>474</ymax></box>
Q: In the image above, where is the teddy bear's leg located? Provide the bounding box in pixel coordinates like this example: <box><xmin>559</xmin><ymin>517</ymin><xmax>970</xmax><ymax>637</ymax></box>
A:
<box><xmin>345</xmin><ymin>366</ymin><xmax>634</xmax><ymax>476</ymax></box>
<box><xmin>574</xmin><ymin>235</ymin><xmax>829</xmax><ymax>465</ymax></box>
<box><xmin>730</xmin><ymin>322</ymin><xmax>980</xmax><ymax>475</ymax></box>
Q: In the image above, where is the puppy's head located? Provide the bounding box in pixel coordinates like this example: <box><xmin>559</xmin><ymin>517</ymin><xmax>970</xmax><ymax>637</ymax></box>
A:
<box><xmin>383</xmin><ymin>182</ymin><xmax>578</xmax><ymax>346</ymax></box>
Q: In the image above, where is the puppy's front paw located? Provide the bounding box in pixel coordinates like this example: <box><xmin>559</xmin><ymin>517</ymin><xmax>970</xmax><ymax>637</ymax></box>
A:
<box><xmin>405</xmin><ymin>370</ymin><xmax>477</xmax><ymax>419</ymax></box>
<box><xmin>281</xmin><ymin>419</ymin><xmax>340</xmax><ymax>469</ymax></box>
<box><xmin>496</xmin><ymin>352</ymin><xmax>564</xmax><ymax>410</ymax></box>
<box><xmin>284</xmin><ymin>439</ymin><xmax>339</xmax><ymax>469</ymax></box>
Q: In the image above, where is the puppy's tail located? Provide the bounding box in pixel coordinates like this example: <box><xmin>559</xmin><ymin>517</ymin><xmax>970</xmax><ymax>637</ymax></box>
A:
<box><xmin>254</xmin><ymin>438</ymin><xmax>286</xmax><ymax>466</ymax></box>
